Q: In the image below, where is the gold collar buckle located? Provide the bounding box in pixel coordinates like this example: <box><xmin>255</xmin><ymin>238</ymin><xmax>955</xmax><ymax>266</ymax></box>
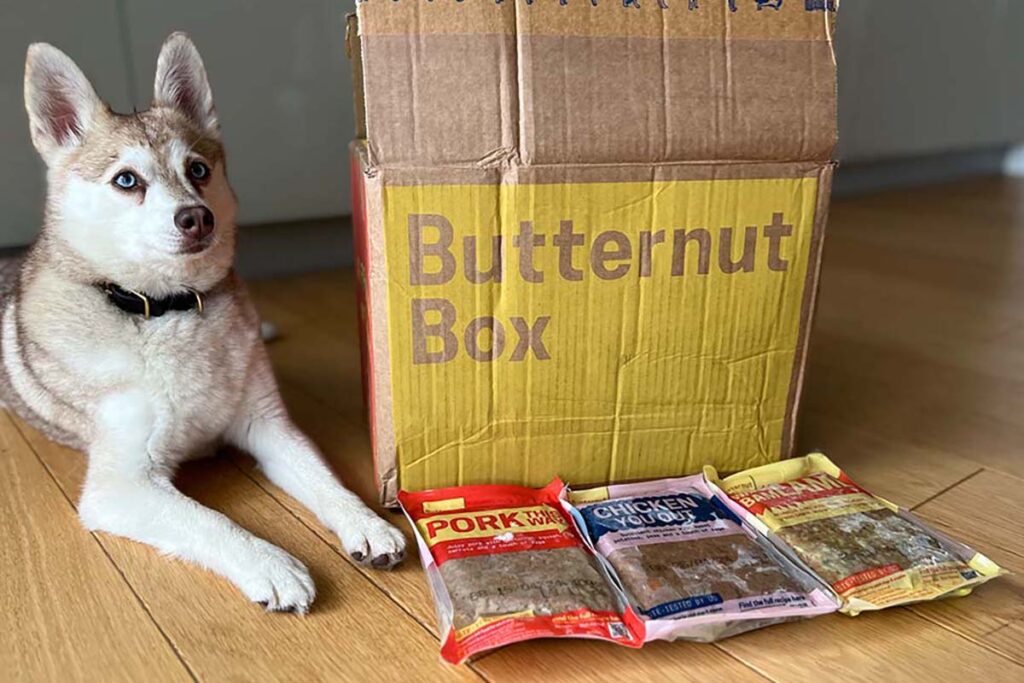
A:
<box><xmin>190</xmin><ymin>289</ymin><xmax>204</xmax><ymax>315</ymax></box>
<box><xmin>121</xmin><ymin>287</ymin><xmax>151</xmax><ymax>319</ymax></box>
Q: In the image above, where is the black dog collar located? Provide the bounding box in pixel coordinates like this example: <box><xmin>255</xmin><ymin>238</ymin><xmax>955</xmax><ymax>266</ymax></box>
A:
<box><xmin>101</xmin><ymin>283</ymin><xmax>205</xmax><ymax>320</ymax></box>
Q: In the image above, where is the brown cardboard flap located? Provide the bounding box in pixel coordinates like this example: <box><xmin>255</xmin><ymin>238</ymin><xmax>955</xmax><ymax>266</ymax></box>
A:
<box><xmin>371</xmin><ymin>158</ymin><xmax>830</xmax><ymax>187</ymax></box>
<box><xmin>359</xmin><ymin>1</ymin><xmax>836</xmax><ymax>40</ymax></box>
<box><xmin>355</xmin><ymin>1</ymin><xmax>838</xmax><ymax>167</ymax></box>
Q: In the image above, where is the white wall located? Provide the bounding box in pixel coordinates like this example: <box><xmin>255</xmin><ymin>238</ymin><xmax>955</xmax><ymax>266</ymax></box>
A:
<box><xmin>1</xmin><ymin>1</ymin><xmax>1022</xmax><ymax>247</ymax></box>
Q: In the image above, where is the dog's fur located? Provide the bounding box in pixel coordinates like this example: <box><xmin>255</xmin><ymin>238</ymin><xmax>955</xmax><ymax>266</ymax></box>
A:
<box><xmin>1</xmin><ymin>33</ymin><xmax>405</xmax><ymax>612</ymax></box>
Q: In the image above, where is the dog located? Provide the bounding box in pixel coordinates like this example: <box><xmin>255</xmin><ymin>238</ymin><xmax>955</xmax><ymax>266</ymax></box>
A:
<box><xmin>2</xmin><ymin>32</ymin><xmax>405</xmax><ymax>613</ymax></box>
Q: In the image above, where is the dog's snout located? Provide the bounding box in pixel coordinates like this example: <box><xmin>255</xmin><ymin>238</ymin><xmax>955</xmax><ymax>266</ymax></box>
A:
<box><xmin>174</xmin><ymin>205</ymin><xmax>214</xmax><ymax>240</ymax></box>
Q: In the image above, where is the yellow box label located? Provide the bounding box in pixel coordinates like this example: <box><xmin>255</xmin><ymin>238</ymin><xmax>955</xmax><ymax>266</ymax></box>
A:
<box><xmin>383</xmin><ymin>178</ymin><xmax>819</xmax><ymax>491</ymax></box>
<box><xmin>422</xmin><ymin>497</ymin><xmax>466</xmax><ymax>513</ymax></box>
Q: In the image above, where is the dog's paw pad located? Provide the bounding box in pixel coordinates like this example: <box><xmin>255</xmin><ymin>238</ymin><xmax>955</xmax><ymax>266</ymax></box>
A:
<box><xmin>371</xmin><ymin>549</ymin><xmax>405</xmax><ymax>570</ymax></box>
<box><xmin>268</xmin><ymin>603</ymin><xmax>305</xmax><ymax>615</ymax></box>
<box><xmin>335</xmin><ymin>513</ymin><xmax>407</xmax><ymax>571</ymax></box>
<box><xmin>236</xmin><ymin>541</ymin><xmax>315</xmax><ymax>613</ymax></box>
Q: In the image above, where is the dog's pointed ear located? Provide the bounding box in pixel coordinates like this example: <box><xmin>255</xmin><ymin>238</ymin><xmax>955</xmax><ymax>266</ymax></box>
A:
<box><xmin>24</xmin><ymin>43</ymin><xmax>102</xmax><ymax>164</ymax></box>
<box><xmin>153</xmin><ymin>32</ymin><xmax>219</xmax><ymax>136</ymax></box>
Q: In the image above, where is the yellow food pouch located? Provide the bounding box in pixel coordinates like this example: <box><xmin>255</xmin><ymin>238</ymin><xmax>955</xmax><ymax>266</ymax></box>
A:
<box><xmin>704</xmin><ymin>453</ymin><xmax>1003</xmax><ymax>615</ymax></box>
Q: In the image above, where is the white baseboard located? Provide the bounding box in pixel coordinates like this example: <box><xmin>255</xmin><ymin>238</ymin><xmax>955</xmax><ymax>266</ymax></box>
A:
<box><xmin>1004</xmin><ymin>145</ymin><xmax>1024</xmax><ymax>177</ymax></box>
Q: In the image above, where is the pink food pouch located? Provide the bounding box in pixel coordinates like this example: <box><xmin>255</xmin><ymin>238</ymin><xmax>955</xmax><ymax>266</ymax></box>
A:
<box><xmin>567</xmin><ymin>476</ymin><xmax>838</xmax><ymax>642</ymax></box>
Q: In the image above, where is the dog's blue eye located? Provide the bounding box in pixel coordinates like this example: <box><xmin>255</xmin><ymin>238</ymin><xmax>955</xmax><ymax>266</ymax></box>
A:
<box><xmin>188</xmin><ymin>161</ymin><xmax>210</xmax><ymax>181</ymax></box>
<box><xmin>113</xmin><ymin>171</ymin><xmax>137</xmax><ymax>190</ymax></box>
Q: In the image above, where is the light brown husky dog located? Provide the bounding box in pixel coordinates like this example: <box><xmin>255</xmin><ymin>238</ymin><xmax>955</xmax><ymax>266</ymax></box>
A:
<box><xmin>2</xmin><ymin>33</ymin><xmax>405</xmax><ymax>612</ymax></box>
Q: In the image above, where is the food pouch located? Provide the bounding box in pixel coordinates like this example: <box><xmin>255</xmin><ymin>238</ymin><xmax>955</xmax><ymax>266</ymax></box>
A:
<box><xmin>568</xmin><ymin>476</ymin><xmax>838</xmax><ymax>642</ymax></box>
<box><xmin>398</xmin><ymin>479</ymin><xmax>642</xmax><ymax>664</ymax></box>
<box><xmin>705</xmin><ymin>453</ymin><xmax>1003</xmax><ymax>615</ymax></box>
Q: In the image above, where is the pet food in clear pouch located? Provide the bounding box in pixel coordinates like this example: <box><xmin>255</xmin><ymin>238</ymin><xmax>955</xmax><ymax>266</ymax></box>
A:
<box><xmin>568</xmin><ymin>476</ymin><xmax>838</xmax><ymax>642</ymax></box>
<box><xmin>398</xmin><ymin>479</ymin><xmax>641</xmax><ymax>664</ymax></box>
<box><xmin>705</xmin><ymin>453</ymin><xmax>1004</xmax><ymax>614</ymax></box>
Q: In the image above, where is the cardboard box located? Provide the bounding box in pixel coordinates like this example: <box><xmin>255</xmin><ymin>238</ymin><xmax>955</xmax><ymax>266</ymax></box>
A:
<box><xmin>348</xmin><ymin>0</ymin><xmax>838</xmax><ymax>506</ymax></box>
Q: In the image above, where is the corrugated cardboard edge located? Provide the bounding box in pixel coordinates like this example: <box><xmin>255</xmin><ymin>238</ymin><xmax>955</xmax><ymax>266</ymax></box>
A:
<box><xmin>345</xmin><ymin>14</ymin><xmax>367</xmax><ymax>141</ymax></box>
<box><xmin>377</xmin><ymin>161</ymin><xmax>828</xmax><ymax>187</ymax></box>
<box><xmin>779</xmin><ymin>162</ymin><xmax>835</xmax><ymax>459</ymax></box>
<box><xmin>368</xmin><ymin>174</ymin><xmax>397</xmax><ymax>506</ymax></box>
<box><xmin>352</xmin><ymin>143</ymin><xmax>398</xmax><ymax>506</ymax></box>
<box><xmin>349</xmin><ymin>15</ymin><xmax>396</xmax><ymax>505</ymax></box>
<box><xmin>369</xmin><ymin>186</ymin><xmax>398</xmax><ymax>506</ymax></box>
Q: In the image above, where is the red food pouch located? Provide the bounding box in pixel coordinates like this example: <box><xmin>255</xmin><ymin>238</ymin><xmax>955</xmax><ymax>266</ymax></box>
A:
<box><xmin>399</xmin><ymin>479</ymin><xmax>643</xmax><ymax>664</ymax></box>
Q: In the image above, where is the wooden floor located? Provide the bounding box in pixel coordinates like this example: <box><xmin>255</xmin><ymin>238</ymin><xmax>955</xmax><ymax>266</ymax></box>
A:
<box><xmin>4</xmin><ymin>177</ymin><xmax>1024</xmax><ymax>682</ymax></box>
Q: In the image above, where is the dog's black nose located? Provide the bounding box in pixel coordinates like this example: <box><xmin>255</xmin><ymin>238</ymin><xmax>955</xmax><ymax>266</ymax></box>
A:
<box><xmin>174</xmin><ymin>206</ymin><xmax>215</xmax><ymax>240</ymax></box>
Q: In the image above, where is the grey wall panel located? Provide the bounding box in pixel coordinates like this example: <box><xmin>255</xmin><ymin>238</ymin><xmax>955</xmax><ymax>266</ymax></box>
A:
<box><xmin>1</xmin><ymin>1</ymin><xmax>1023</xmax><ymax>248</ymax></box>
<box><xmin>119</xmin><ymin>0</ymin><xmax>356</xmax><ymax>226</ymax></box>
<box><xmin>836</xmin><ymin>0</ymin><xmax>1024</xmax><ymax>162</ymax></box>
<box><xmin>0</xmin><ymin>0</ymin><xmax>133</xmax><ymax>246</ymax></box>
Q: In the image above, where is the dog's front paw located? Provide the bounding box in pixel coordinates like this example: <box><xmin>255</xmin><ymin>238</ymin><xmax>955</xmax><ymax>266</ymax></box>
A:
<box><xmin>234</xmin><ymin>539</ymin><xmax>316</xmax><ymax>613</ymax></box>
<box><xmin>333</xmin><ymin>512</ymin><xmax>407</xmax><ymax>570</ymax></box>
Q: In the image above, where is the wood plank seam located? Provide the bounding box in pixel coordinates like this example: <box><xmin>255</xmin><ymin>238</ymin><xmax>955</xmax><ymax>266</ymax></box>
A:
<box><xmin>249</xmin><ymin>233</ymin><xmax>1024</xmax><ymax>679</ymax></box>
<box><xmin>278</xmin><ymin>375</ymin><xmax>366</xmax><ymax>432</ymax></box>
<box><xmin>966</xmin><ymin>541</ymin><xmax>1024</xmax><ymax>564</ymax></box>
<box><xmin>83</xmin><ymin>533</ymin><xmax>202</xmax><ymax>683</ymax></box>
<box><xmin>975</xmin><ymin>463</ymin><xmax>1024</xmax><ymax>493</ymax></box>
<box><xmin>909</xmin><ymin>468</ymin><xmax>984</xmax><ymax>512</ymax></box>
<box><xmin>255</xmin><ymin>371</ymin><xmax>777</xmax><ymax>680</ymax></box>
<box><xmin>229</xmin><ymin>454</ymin><xmax>434</xmax><ymax>634</ymax></box>
<box><xmin>707</xmin><ymin>645</ymin><xmax>779</xmax><ymax>683</ymax></box>
<box><xmin>913</xmin><ymin>469</ymin><xmax>1024</xmax><ymax>564</ymax></box>
<box><xmin>902</xmin><ymin>465</ymin><xmax>1022</xmax><ymax>664</ymax></box>
<box><xmin>271</xmin><ymin>374</ymin><xmax>1001</xmax><ymax>679</ymax></box>
<box><xmin>9</xmin><ymin>415</ymin><xmax>201</xmax><ymax>683</ymax></box>
<box><xmin>265</xmin><ymin>377</ymin><xmax>778</xmax><ymax>682</ymax></box>
<box><xmin>983</xmin><ymin>619</ymin><xmax>1021</xmax><ymax>639</ymax></box>
<box><xmin>270</xmin><ymin>347</ymin><xmax>1018</xmax><ymax>678</ymax></box>
<box><xmin>10</xmin><ymin>413</ymin><xmax>477</xmax><ymax>682</ymax></box>
<box><xmin>907</xmin><ymin>607</ymin><xmax>1024</xmax><ymax>666</ymax></box>
<box><xmin>710</xmin><ymin>604</ymin><xmax>1024</xmax><ymax>679</ymax></box>
<box><xmin>227</xmin><ymin>454</ymin><xmax>491</xmax><ymax>682</ymax></box>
